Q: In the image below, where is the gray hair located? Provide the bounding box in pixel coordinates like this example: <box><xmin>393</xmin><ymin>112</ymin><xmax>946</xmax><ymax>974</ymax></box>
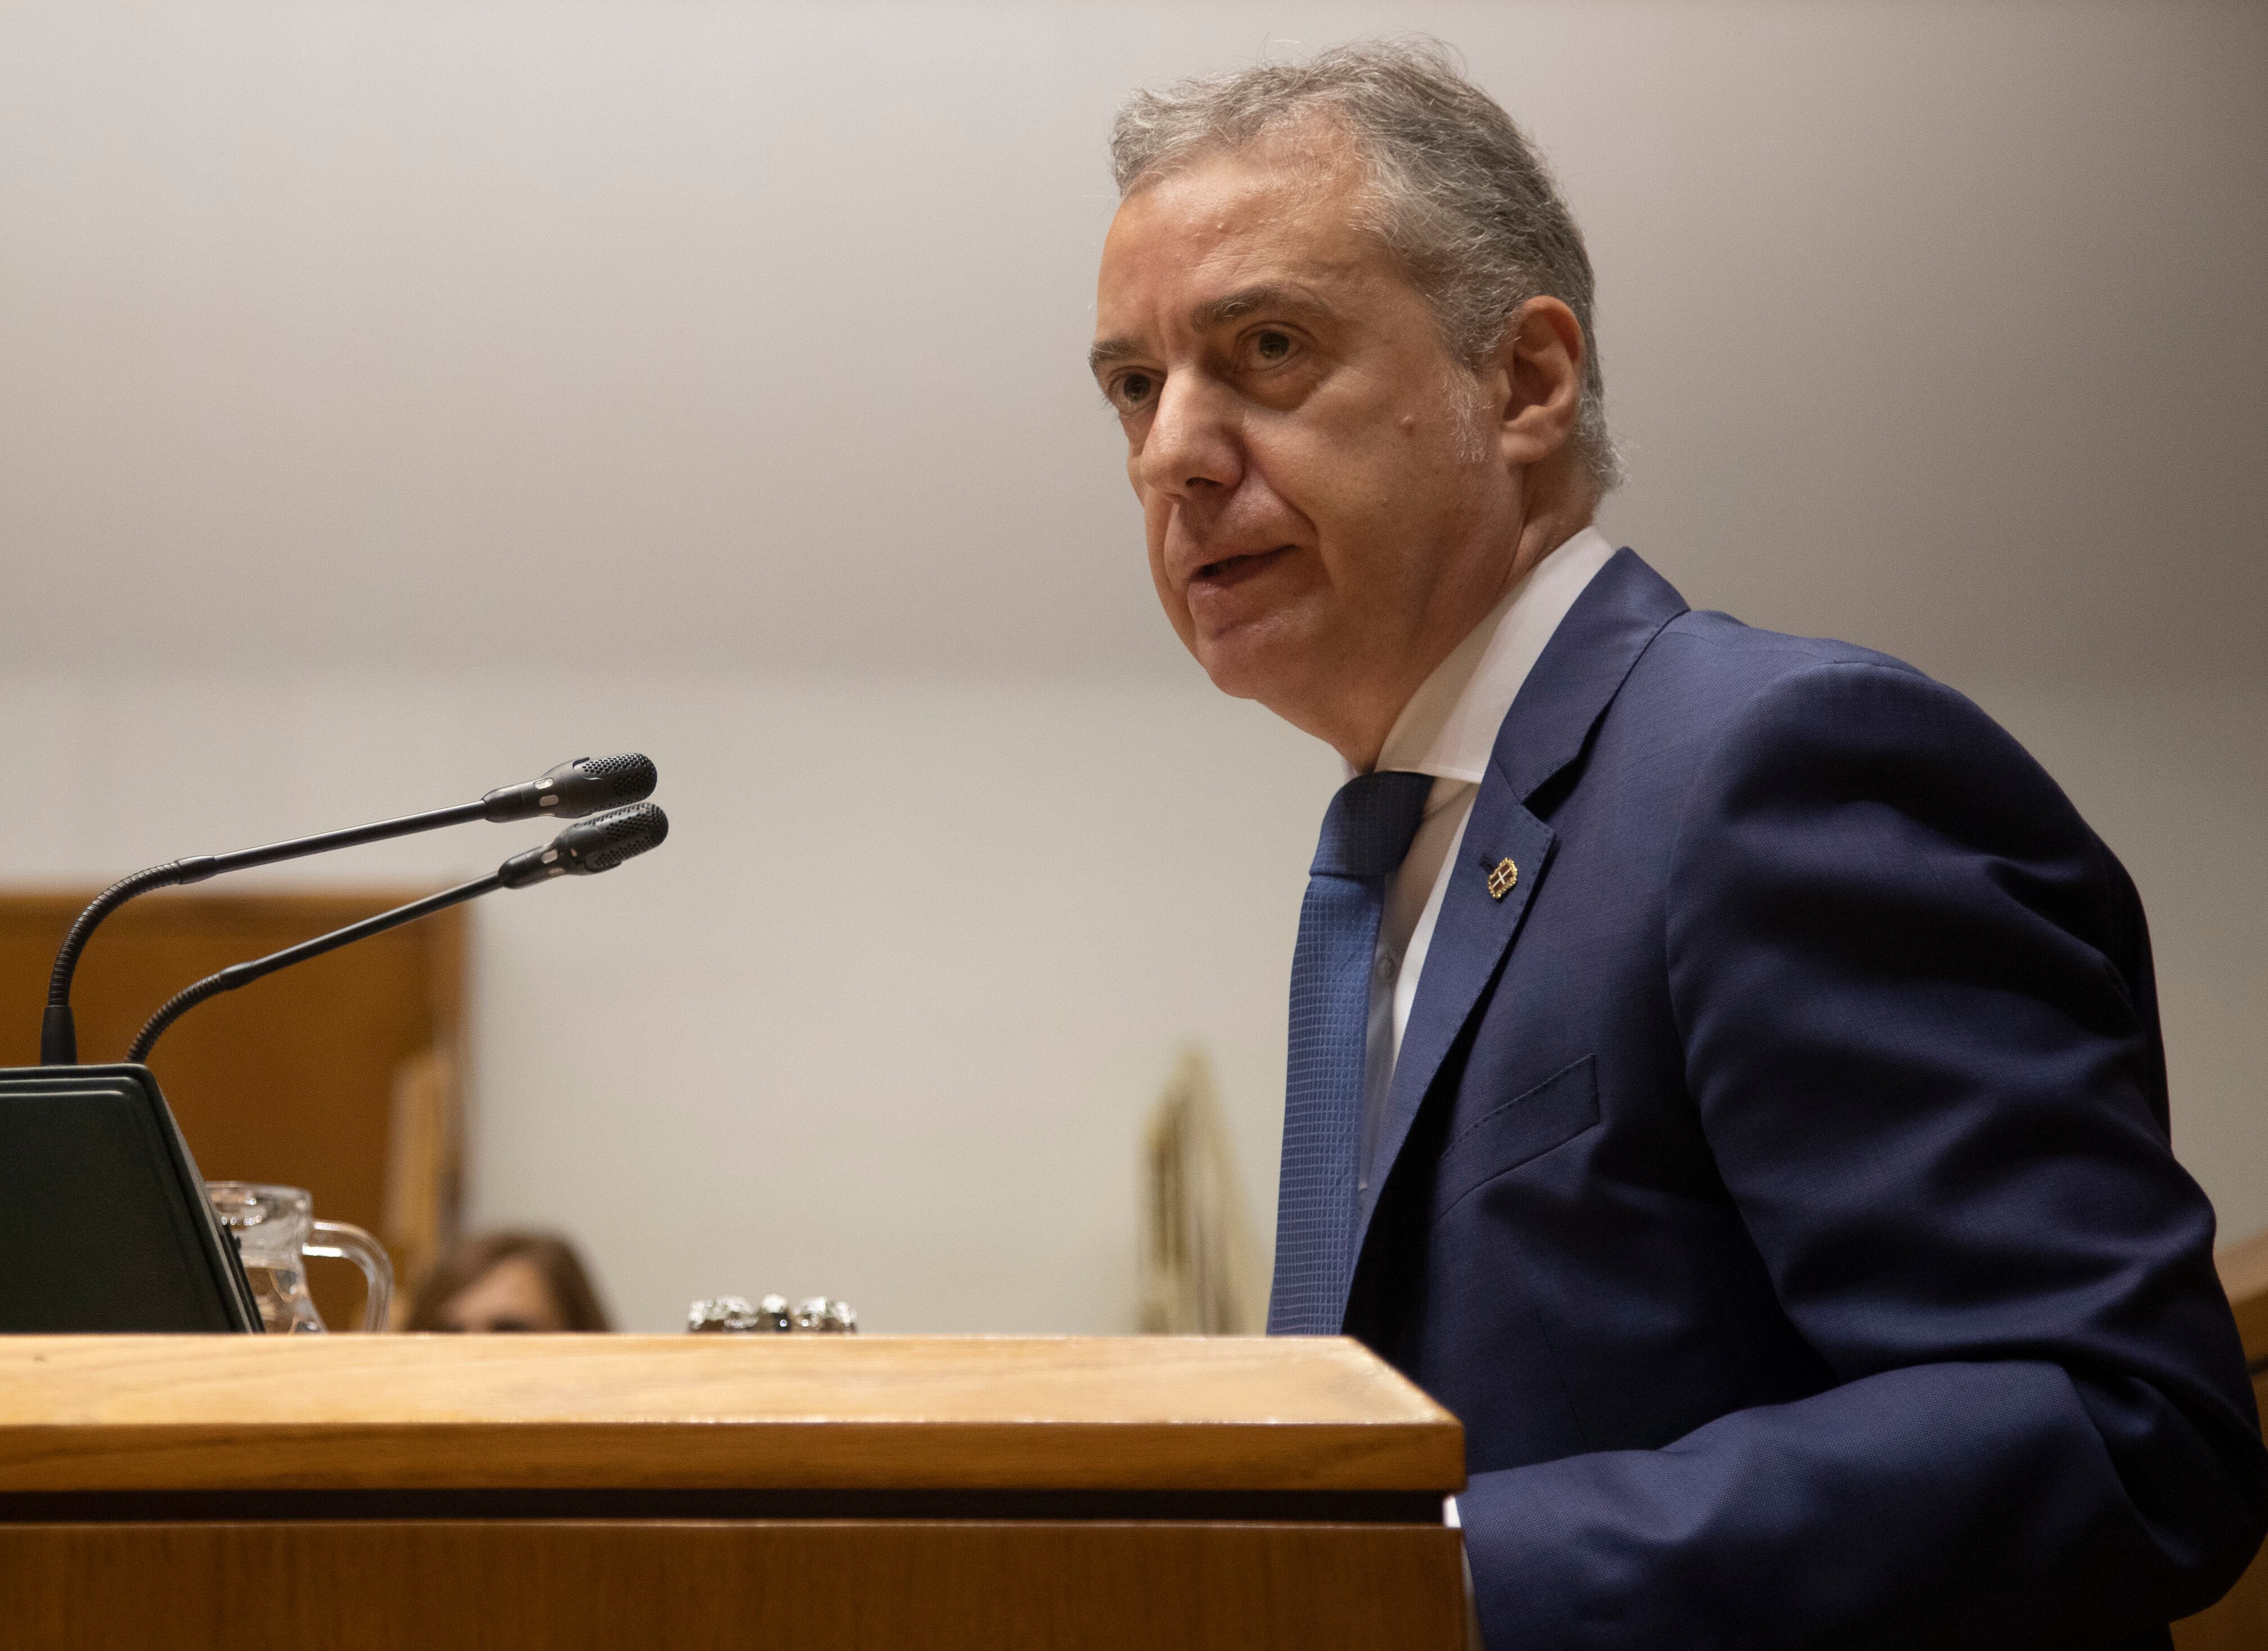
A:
<box><xmin>1109</xmin><ymin>38</ymin><xmax>1622</xmax><ymax>493</ymax></box>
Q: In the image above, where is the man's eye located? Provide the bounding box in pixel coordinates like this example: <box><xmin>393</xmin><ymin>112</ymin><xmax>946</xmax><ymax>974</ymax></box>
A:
<box><xmin>1113</xmin><ymin>371</ymin><xmax>1157</xmax><ymax>410</ymax></box>
<box><xmin>1249</xmin><ymin>329</ymin><xmax>1295</xmax><ymax>365</ymax></box>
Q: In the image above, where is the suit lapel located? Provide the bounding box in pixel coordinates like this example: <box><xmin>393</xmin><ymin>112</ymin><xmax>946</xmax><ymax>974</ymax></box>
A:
<box><xmin>1357</xmin><ymin>791</ymin><xmax>1557</xmax><ymax>1242</ymax></box>
<box><xmin>1345</xmin><ymin>550</ymin><xmax>1690</xmax><ymax>1295</ymax></box>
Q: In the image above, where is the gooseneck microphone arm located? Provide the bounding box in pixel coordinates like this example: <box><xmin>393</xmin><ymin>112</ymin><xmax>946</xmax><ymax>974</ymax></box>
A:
<box><xmin>126</xmin><ymin>801</ymin><xmax>669</xmax><ymax>1067</ymax></box>
<box><xmin>43</xmin><ymin>802</ymin><xmax>488</xmax><ymax>1064</ymax></box>
<box><xmin>125</xmin><ymin>876</ymin><xmax>502</xmax><ymax>1065</ymax></box>
<box><xmin>39</xmin><ymin>752</ymin><xmax>658</xmax><ymax>1064</ymax></box>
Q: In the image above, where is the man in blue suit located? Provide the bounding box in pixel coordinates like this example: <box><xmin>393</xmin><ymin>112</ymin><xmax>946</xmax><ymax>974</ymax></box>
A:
<box><xmin>1090</xmin><ymin>39</ymin><xmax>2266</xmax><ymax>1649</ymax></box>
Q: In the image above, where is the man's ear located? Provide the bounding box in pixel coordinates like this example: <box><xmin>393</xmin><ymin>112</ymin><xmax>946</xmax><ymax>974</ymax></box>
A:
<box><xmin>1487</xmin><ymin>296</ymin><xmax>1585</xmax><ymax>470</ymax></box>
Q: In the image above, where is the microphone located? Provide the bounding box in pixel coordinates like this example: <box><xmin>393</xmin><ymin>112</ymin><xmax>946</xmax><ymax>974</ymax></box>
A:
<box><xmin>498</xmin><ymin>800</ymin><xmax>672</xmax><ymax>886</ymax></box>
<box><xmin>481</xmin><ymin>754</ymin><xmax>660</xmax><ymax>823</ymax></box>
<box><xmin>126</xmin><ymin>803</ymin><xmax>669</xmax><ymax>1065</ymax></box>
<box><xmin>39</xmin><ymin>753</ymin><xmax>658</xmax><ymax>1064</ymax></box>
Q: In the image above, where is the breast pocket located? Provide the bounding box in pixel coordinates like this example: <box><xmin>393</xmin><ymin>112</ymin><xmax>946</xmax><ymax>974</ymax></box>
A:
<box><xmin>1431</xmin><ymin>1055</ymin><xmax>1600</xmax><ymax>1224</ymax></box>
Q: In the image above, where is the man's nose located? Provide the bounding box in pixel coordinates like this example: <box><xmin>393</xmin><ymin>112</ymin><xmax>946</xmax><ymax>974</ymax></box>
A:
<box><xmin>1138</xmin><ymin>372</ymin><xmax>1241</xmax><ymax>500</ymax></box>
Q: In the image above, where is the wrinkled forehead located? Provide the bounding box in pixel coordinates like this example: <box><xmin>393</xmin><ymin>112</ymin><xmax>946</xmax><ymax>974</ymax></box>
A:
<box><xmin>1095</xmin><ymin>133</ymin><xmax>1397</xmax><ymax>340</ymax></box>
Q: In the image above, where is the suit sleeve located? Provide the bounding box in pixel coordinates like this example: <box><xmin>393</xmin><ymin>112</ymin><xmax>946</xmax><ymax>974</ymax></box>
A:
<box><xmin>1459</xmin><ymin>659</ymin><xmax>2267</xmax><ymax>1650</ymax></box>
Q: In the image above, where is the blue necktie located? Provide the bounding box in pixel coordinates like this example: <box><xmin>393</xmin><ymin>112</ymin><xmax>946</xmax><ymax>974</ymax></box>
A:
<box><xmin>1269</xmin><ymin>769</ymin><xmax>1433</xmax><ymax>1334</ymax></box>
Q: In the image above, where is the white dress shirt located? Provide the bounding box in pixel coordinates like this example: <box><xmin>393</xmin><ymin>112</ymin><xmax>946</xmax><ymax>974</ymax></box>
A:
<box><xmin>1355</xmin><ymin>525</ymin><xmax>1617</xmax><ymax>1193</ymax></box>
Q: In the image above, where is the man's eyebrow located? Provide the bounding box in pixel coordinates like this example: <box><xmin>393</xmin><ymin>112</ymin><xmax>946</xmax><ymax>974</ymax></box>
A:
<box><xmin>1088</xmin><ymin>336</ymin><xmax>1145</xmax><ymax>375</ymax></box>
<box><xmin>1192</xmin><ymin>284</ymin><xmax>1322</xmax><ymax>331</ymax></box>
<box><xmin>1088</xmin><ymin>284</ymin><xmax>1328</xmax><ymax>377</ymax></box>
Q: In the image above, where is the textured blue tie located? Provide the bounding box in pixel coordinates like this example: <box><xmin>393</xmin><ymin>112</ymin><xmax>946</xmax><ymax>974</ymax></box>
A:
<box><xmin>1269</xmin><ymin>769</ymin><xmax>1434</xmax><ymax>1335</ymax></box>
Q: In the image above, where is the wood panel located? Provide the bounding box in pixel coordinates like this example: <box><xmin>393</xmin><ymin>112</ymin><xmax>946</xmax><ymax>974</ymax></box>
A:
<box><xmin>0</xmin><ymin>1335</ymin><xmax>1465</xmax><ymax>1495</ymax></box>
<box><xmin>2220</xmin><ymin>1230</ymin><xmax>2268</xmax><ymax>1376</ymax></box>
<box><xmin>0</xmin><ymin>1519</ymin><xmax>1467</xmax><ymax>1651</ymax></box>
<box><xmin>2174</xmin><ymin>1232</ymin><xmax>2268</xmax><ymax>1651</ymax></box>
<box><xmin>0</xmin><ymin>890</ymin><xmax>465</xmax><ymax>1328</ymax></box>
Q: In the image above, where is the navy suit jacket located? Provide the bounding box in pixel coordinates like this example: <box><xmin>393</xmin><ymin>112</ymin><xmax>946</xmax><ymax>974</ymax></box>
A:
<box><xmin>1339</xmin><ymin>549</ymin><xmax>2267</xmax><ymax>1648</ymax></box>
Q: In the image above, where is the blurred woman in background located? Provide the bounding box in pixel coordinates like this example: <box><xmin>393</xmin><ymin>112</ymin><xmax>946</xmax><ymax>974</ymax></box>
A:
<box><xmin>407</xmin><ymin>1231</ymin><xmax>612</xmax><ymax>1332</ymax></box>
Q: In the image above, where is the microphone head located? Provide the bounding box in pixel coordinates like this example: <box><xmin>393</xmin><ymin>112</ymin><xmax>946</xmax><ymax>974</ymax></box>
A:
<box><xmin>562</xmin><ymin>801</ymin><xmax>669</xmax><ymax>872</ymax></box>
<box><xmin>544</xmin><ymin>753</ymin><xmax>658</xmax><ymax>816</ymax></box>
<box><xmin>483</xmin><ymin>752</ymin><xmax>657</xmax><ymax>822</ymax></box>
<box><xmin>499</xmin><ymin>802</ymin><xmax>669</xmax><ymax>887</ymax></box>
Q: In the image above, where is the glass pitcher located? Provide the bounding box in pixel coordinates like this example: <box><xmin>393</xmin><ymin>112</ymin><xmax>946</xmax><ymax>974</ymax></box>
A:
<box><xmin>205</xmin><ymin>1181</ymin><xmax>394</xmax><ymax>1334</ymax></box>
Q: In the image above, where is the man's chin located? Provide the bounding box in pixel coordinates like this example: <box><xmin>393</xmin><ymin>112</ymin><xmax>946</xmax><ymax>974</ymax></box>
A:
<box><xmin>1190</xmin><ymin>616</ymin><xmax>1321</xmax><ymax>710</ymax></box>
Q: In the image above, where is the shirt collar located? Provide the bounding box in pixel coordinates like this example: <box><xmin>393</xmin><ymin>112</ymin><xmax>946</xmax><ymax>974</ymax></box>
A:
<box><xmin>1372</xmin><ymin>525</ymin><xmax>1619</xmax><ymax>785</ymax></box>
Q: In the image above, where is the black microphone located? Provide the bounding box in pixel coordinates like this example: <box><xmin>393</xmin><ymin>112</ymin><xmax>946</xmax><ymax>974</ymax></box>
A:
<box><xmin>481</xmin><ymin>753</ymin><xmax>660</xmax><ymax>823</ymax></box>
<box><xmin>497</xmin><ymin>801</ymin><xmax>671</xmax><ymax>886</ymax></box>
<box><xmin>39</xmin><ymin>753</ymin><xmax>658</xmax><ymax>1064</ymax></box>
<box><xmin>126</xmin><ymin>803</ymin><xmax>669</xmax><ymax>1065</ymax></box>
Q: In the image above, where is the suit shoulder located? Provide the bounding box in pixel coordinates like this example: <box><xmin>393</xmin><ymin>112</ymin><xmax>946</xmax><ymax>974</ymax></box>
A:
<box><xmin>1608</xmin><ymin>606</ymin><xmax>2093</xmax><ymax>849</ymax></box>
<box><xmin>1616</xmin><ymin>607</ymin><xmax>1948</xmax><ymax>741</ymax></box>
<box><xmin>1655</xmin><ymin>606</ymin><xmax>1919</xmax><ymax>683</ymax></box>
<box><xmin>1624</xmin><ymin>612</ymin><xmax>2122</xmax><ymax>940</ymax></box>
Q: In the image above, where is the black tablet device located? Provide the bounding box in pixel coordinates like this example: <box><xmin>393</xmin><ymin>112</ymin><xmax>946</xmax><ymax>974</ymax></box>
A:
<box><xmin>0</xmin><ymin>1064</ymin><xmax>261</xmax><ymax>1331</ymax></box>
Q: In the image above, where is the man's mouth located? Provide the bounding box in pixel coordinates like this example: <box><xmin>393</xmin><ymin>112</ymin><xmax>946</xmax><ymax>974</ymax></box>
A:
<box><xmin>1191</xmin><ymin>545</ymin><xmax>1294</xmax><ymax>590</ymax></box>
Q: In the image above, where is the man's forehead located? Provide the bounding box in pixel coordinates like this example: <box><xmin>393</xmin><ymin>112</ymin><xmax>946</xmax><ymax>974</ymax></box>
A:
<box><xmin>1106</xmin><ymin>142</ymin><xmax>1364</xmax><ymax>262</ymax></box>
<box><xmin>1093</xmin><ymin>150</ymin><xmax>1381</xmax><ymax>351</ymax></box>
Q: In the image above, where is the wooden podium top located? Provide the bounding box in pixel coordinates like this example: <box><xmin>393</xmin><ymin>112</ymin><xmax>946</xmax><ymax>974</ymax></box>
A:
<box><xmin>0</xmin><ymin>1334</ymin><xmax>1463</xmax><ymax>1497</ymax></box>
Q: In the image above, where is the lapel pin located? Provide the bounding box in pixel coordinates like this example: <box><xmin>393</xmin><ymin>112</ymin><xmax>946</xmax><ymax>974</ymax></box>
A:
<box><xmin>1486</xmin><ymin>858</ymin><xmax>1518</xmax><ymax>900</ymax></box>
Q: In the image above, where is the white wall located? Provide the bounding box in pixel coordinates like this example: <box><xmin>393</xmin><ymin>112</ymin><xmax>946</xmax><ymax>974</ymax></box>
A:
<box><xmin>0</xmin><ymin>670</ymin><xmax>1343</xmax><ymax>1330</ymax></box>
<box><xmin>0</xmin><ymin>2</ymin><xmax>2260</xmax><ymax>1328</ymax></box>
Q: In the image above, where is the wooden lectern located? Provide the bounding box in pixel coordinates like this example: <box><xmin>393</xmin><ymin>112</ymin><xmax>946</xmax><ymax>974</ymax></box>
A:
<box><xmin>0</xmin><ymin>1335</ymin><xmax>1466</xmax><ymax>1649</ymax></box>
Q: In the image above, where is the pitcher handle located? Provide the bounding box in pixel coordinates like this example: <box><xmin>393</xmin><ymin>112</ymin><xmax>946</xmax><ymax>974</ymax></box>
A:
<box><xmin>306</xmin><ymin>1221</ymin><xmax>396</xmax><ymax>1333</ymax></box>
